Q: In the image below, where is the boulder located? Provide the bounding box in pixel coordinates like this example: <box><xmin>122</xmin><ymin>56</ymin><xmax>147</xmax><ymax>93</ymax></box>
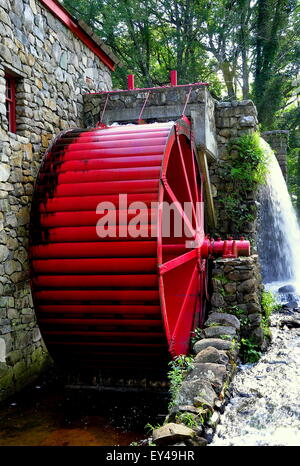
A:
<box><xmin>152</xmin><ymin>423</ymin><xmax>195</xmax><ymax>445</ymax></box>
<box><xmin>186</xmin><ymin>436</ymin><xmax>207</xmax><ymax>446</ymax></box>
<box><xmin>205</xmin><ymin>312</ymin><xmax>240</xmax><ymax>330</ymax></box>
<box><xmin>280</xmin><ymin>319</ymin><xmax>300</xmax><ymax>329</ymax></box>
<box><xmin>278</xmin><ymin>284</ymin><xmax>296</xmax><ymax>293</ymax></box>
<box><xmin>186</xmin><ymin>363</ymin><xmax>227</xmax><ymax>394</ymax></box>
<box><xmin>193</xmin><ymin>338</ymin><xmax>232</xmax><ymax>354</ymax></box>
<box><xmin>177</xmin><ymin>379</ymin><xmax>217</xmax><ymax>410</ymax></box>
<box><xmin>282</xmin><ymin>301</ymin><xmax>298</xmax><ymax>310</ymax></box>
<box><xmin>194</xmin><ymin>346</ymin><xmax>227</xmax><ymax>364</ymax></box>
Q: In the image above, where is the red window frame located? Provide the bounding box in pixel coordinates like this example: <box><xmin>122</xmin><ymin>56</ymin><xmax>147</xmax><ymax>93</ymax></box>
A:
<box><xmin>5</xmin><ymin>74</ymin><xmax>16</xmax><ymax>133</ymax></box>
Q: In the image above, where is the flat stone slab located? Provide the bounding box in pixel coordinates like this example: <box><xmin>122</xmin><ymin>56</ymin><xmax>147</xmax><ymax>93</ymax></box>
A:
<box><xmin>205</xmin><ymin>312</ymin><xmax>241</xmax><ymax>330</ymax></box>
<box><xmin>152</xmin><ymin>423</ymin><xmax>195</xmax><ymax>445</ymax></box>
<box><xmin>204</xmin><ymin>325</ymin><xmax>236</xmax><ymax>339</ymax></box>
<box><xmin>193</xmin><ymin>338</ymin><xmax>232</xmax><ymax>354</ymax></box>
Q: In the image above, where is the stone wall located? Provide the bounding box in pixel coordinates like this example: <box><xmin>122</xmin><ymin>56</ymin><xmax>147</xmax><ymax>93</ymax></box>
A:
<box><xmin>209</xmin><ymin>100</ymin><xmax>259</xmax><ymax>244</ymax></box>
<box><xmin>210</xmin><ymin>256</ymin><xmax>265</xmax><ymax>346</ymax></box>
<box><xmin>0</xmin><ymin>0</ymin><xmax>112</xmax><ymax>401</ymax></box>
<box><xmin>262</xmin><ymin>130</ymin><xmax>289</xmax><ymax>180</ymax></box>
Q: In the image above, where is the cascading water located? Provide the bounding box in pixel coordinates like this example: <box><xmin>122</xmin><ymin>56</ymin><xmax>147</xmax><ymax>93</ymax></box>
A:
<box><xmin>257</xmin><ymin>139</ymin><xmax>300</xmax><ymax>292</ymax></box>
<box><xmin>210</xmin><ymin>138</ymin><xmax>300</xmax><ymax>446</ymax></box>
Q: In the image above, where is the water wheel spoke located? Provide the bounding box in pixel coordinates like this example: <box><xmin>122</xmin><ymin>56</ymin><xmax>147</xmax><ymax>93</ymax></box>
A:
<box><xmin>159</xmin><ymin>248</ymin><xmax>197</xmax><ymax>275</ymax></box>
<box><xmin>175</xmin><ymin>132</ymin><xmax>199</xmax><ymax>230</ymax></box>
<box><xmin>169</xmin><ymin>264</ymin><xmax>199</xmax><ymax>352</ymax></box>
<box><xmin>161</xmin><ymin>177</ymin><xmax>195</xmax><ymax>240</ymax></box>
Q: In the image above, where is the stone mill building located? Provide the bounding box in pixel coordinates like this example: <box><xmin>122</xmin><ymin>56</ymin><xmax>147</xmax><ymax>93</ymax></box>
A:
<box><xmin>0</xmin><ymin>0</ymin><xmax>119</xmax><ymax>400</ymax></box>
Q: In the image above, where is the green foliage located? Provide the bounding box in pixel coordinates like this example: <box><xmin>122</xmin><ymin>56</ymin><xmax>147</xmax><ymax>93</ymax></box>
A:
<box><xmin>240</xmin><ymin>337</ymin><xmax>261</xmax><ymax>363</ymax></box>
<box><xmin>261</xmin><ymin>317</ymin><xmax>272</xmax><ymax>339</ymax></box>
<box><xmin>217</xmin><ymin>275</ymin><xmax>230</xmax><ymax>285</ymax></box>
<box><xmin>219</xmin><ymin>132</ymin><xmax>268</xmax><ymax>235</ymax></box>
<box><xmin>175</xmin><ymin>412</ymin><xmax>202</xmax><ymax>428</ymax></box>
<box><xmin>167</xmin><ymin>355</ymin><xmax>194</xmax><ymax>408</ymax></box>
<box><xmin>260</xmin><ymin>290</ymin><xmax>279</xmax><ymax>341</ymax></box>
<box><xmin>219</xmin><ymin>334</ymin><xmax>233</xmax><ymax>341</ymax></box>
<box><xmin>230</xmin><ymin>132</ymin><xmax>268</xmax><ymax>185</ymax></box>
<box><xmin>228</xmin><ymin>305</ymin><xmax>247</xmax><ymax>317</ymax></box>
<box><xmin>190</xmin><ymin>327</ymin><xmax>203</xmax><ymax>345</ymax></box>
<box><xmin>144</xmin><ymin>422</ymin><xmax>161</xmax><ymax>434</ymax></box>
<box><xmin>261</xmin><ymin>290</ymin><xmax>279</xmax><ymax>319</ymax></box>
<box><xmin>253</xmin><ymin>0</ymin><xmax>298</xmax><ymax>128</ymax></box>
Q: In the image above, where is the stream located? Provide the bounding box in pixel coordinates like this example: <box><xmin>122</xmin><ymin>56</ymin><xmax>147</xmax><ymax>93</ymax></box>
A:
<box><xmin>0</xmin><ymin>371</ymin><xmax>168</xmax><ymax>446</ymax></box>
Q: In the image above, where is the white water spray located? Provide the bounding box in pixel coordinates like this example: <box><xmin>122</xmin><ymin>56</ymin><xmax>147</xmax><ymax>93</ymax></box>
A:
<box><xmin>257</xmin><ymin>138</ymin><xmax>300</xmax><ymax>291</ymax></box>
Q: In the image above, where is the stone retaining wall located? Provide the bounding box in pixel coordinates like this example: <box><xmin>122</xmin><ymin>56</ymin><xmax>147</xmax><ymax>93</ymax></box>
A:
<box><xmin>210</xmin><ymin>255</ymin><xmax>265</xmax><ymax>346</ymax></box>
<box><xmin>209</xmin><ymin>100</ymin><xmax>259</xmax><ymax>243</ymax></box>
<box><xmin>0</xmin><ymin>0</ymin><xmax>112</xmax><ymax>401</ymax></box>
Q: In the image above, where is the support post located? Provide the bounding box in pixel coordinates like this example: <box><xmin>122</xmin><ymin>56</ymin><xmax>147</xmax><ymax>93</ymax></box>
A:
<box><xmin>197</xmin><ymin>149</ymin><xmax>217</xmax><ymax>229</ymax></box>
<box><xmin>170</xmin><ymin>70</ymin><xmax>177</xmax><ymax>86</ymax></box>
<box><xmin>127</xmin><ymin>74</ymin><xmax>135</xmax><ymax>90</ymax></box>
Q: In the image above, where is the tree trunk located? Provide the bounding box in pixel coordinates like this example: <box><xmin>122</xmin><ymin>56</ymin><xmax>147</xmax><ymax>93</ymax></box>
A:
<box><xmin>220</xmin><ymin>61</ymin><xmax>236</xmax><ymax>99</ymax></box>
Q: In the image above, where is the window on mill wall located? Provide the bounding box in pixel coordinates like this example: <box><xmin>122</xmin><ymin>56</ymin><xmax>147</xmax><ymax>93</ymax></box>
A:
<box><xmin>5</xmin><ymin>73</ymin><xmax>16</xmax><ymax>134</ymax></box>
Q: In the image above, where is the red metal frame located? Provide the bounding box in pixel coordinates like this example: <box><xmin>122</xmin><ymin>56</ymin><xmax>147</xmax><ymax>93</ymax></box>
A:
<box><xmin>170</xmin><ymin>70</ymin><xmax>177</xmax><ymax>86</ymax></box>
<box><xmin>86</xmin><ymin>81</ymin><xmax>209</xmax><ymax>95</ymax></box>
<box><xmin>5</xmin><ymin>74</ymin><xmax>16</xmax><ymax>134</ymax></box>
<box><xmin>38</xmin><ymin>0</ymin><xmax>116</xmax><ymax>71</ymax></box>
<box><xmin>127</xmin><ymin>74</ymin><xmax>135</xmax><ymax>90</ymax></box>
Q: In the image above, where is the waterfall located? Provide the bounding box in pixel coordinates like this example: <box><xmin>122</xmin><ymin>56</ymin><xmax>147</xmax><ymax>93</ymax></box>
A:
<box><xmin>257</xmin><ymin>138</ymin><xmax>300</xmax><ymax>292</ymax></box>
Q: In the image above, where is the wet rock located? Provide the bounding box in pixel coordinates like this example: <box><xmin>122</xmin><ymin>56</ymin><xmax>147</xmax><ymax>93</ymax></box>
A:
<box><xmin>251</xmin><ymin>327</ymin><xmax>264</xmax><ymax>345</ymax></box>
<box><xmin>278</xmin><ymin>284</ymin><xmax>296</xmax><ymax>293</ymax></box>
<box><xmin>178</xmin><ymin>379</ymin><xmax>217</xmax><ymax>410</ymax></box>
<box><xmin>193</xmin><ymin>338</ymin><xmax>232</xmax><ymax>354</ymax></box>
<box><xmin>236</xmin><ymin>391</ymin><xmax>253</xmax><ymax>398</ymax></box>
<box><xmin>186</xmin><ymin>363</ymin><xmax>227</xmax><ymax>394</ymax></box>
<box><xmin>286</xmin><ymin>293</ymin><xmax>296</xmax><ymax>302</ymax></box>
<box><xmin>207</xmin><ymin>411</ymin><xmax>220</xmax><ymax>428</ymax></box>
<box><xmin>204</xmin><ymin>427</ymin><xmax>214</xmax><ymax>443</ymax></box>
<box><xmin>280</xmin><ymin>319</ymin><xmax>300</xmax><ymax>329</ymax></box>
<box><xmin>214</xmin><ymin>399</ymin><xmax>227</xmax><ymax>413</ymax></box>
<box><xmin>205</xmin><ymin>312</ymin><xmax>240</xmax><ymax>330</ymax></box>
<box><xmin>282</xmin><ymin>301</ymin><xmax>298</xmax><ymax>310</ymax></box>
<box><xmin>194</xmin><ymin>346</ymin><xmax>228</xmax><ymax>364</ymax></box>
<box><xmin>152</xmin><ymin>423</ymin><xmax>195</xmax><ymax>445</ymax></box>
<box><xmin>185</xmin><ymin>436</ymin><xmax>207</xmax><ymax>446</ymax></box>
<box><xmin>204</xmin><ymin>325</ymin><xmax>236</xmax><ymax>339</ymax></box>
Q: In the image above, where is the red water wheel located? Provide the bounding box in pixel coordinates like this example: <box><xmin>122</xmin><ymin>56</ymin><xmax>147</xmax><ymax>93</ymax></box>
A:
<box><xmin>30</xmin><ymin>117</ymin><xmax>207</xmax><ymax>373</ymax></box>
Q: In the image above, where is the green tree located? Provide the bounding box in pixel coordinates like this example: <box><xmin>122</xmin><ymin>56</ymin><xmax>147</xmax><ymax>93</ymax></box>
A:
<box><xmin>253</xmin><ymin>0</ymin><xmax>299</xmax><ymax>128</ymax></box>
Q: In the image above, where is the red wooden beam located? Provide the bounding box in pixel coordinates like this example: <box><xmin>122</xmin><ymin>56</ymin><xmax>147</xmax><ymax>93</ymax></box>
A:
<box><xmin>38</xmin><ymin>0</ymin><xmax>116</xmax><ymax>71</ymax></box>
